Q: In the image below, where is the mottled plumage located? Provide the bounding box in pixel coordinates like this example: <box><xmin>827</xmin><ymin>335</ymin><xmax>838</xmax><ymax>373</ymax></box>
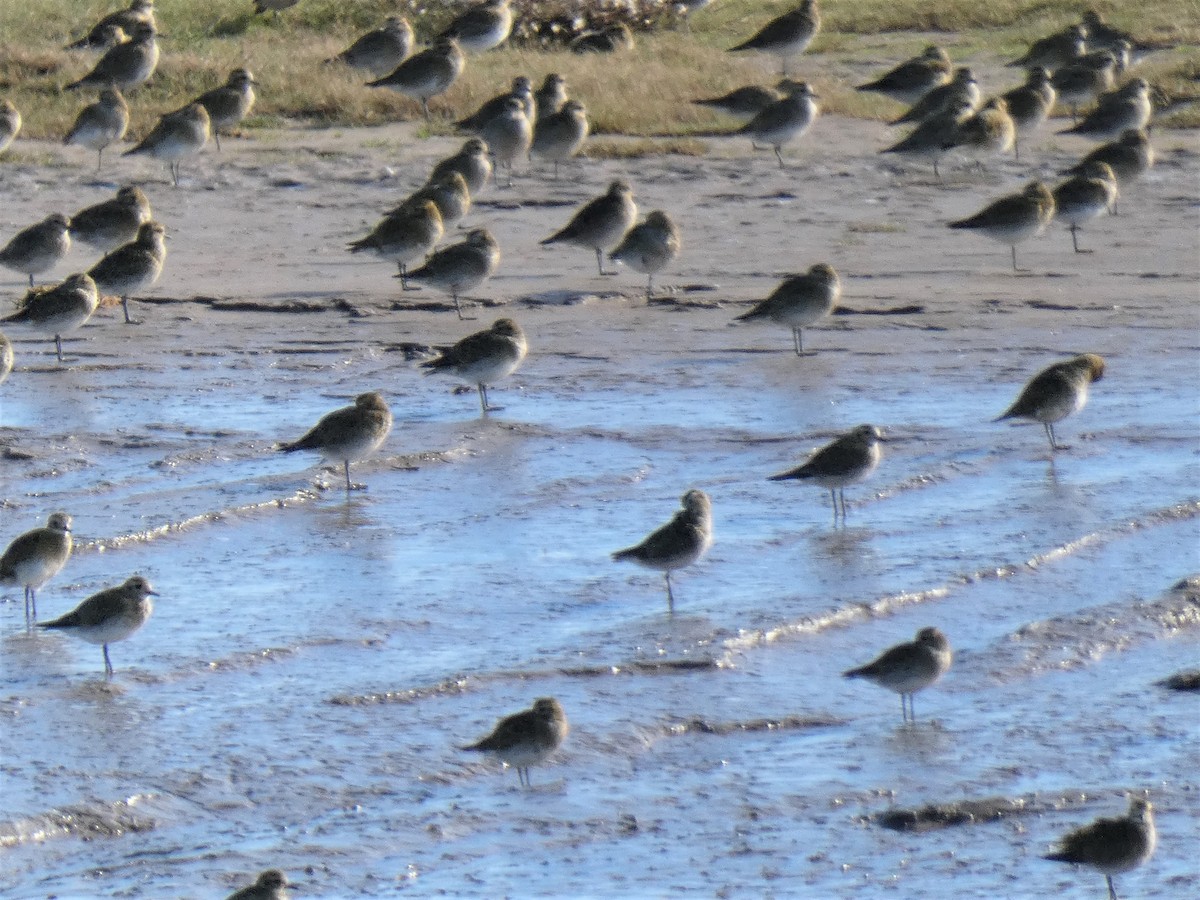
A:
<box><xmin>769</xmin><ymin>424</ymin><xmax>883</xmax><ymax>522</ymax></box>
<box><xmin>1044</xmin><ymin>797</ymin><xmax>1156</xmax><ymax>900</ymax></box>
<box><xmin>844</xmin><ymin>627</ymin><xmax>952</xmax><ymax>723</ymax></box>
<box><xmin>995</xmin><ymin>353</ymin><xmax>1106</xmax><ymax>451</ymax></box>
<box><xmin>421</xmin><ymin>317</ymin><xmax>527</xmax><ymax>415</ymax></box>
<box><xmin>612</xmin><ymin>489</ymin><xmax>713</xmax><ymax>611</ymax></box>
<box><xmin>461</xmin><ymin>698</ymin><xmax>569</xmax><ymax>786</ymax></box>
<box><xmin>278</xmin><ymin>392</ymin><xmax>393</xmax><ymax>491</ymax></box>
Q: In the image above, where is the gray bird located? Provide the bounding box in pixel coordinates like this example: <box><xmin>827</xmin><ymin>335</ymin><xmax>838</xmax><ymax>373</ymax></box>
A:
<box><xmin>0</xmin><ymin>213</ymin><xmax>72</xmax><ymax>287</ymax></box>
<box><xmin>728</xmin><ymin>0</ymin><xmax>821</xmax><ymax>76</ymax></box>
<box><xmin>420</xmin><ymin>317</ymin><xmax>527</xmax><ymax>415</ymax></box>
<box><xmin>461</xmin><ymin>698</ymin><xmax>569</xmax><ymax>787</ymax></box>
<box><xmin>0</xmin><ymin>512</ymin><xmax>73</xmax><ymax>622</ymax></box>
<box><xmin>278</xmin><ymin>392</ymin><xmax>393</xmax><ymax>491</ymax></box>
<box><xmin>844</xmin><ymin>627</ymin><xmax>952</xmax><ymax>723</ymax></box>
<box><xmin>769</xmin><ymin>424</ymin><xmax>883</xmax><ymax>522</ymax></box>
<box><xmin>994</xmin><ymin>353</ymin><xmax>1106</xmax><ymax>451</ymax></box>
<box><xmin>326</xmin><ymin>16</ymin><xmax>413</xmax><ymax>78</ymax></box>
<box><xmin>2</xmin><ymin>273</ymin><xmax>99</xmax><ymax>362</ymax></box>
<box><xmin>192</xmin><ymin>68</ymin><xmax>257</xmax><ymax>151</ymax></box>
<box><xmin>612</xmin><ymin>489</ymin><xmax>713</xmax><ymax>612</ymax></box>
<box><xmin>39</xmin><ymin>575</ymin><xmax>158</xmax><ymax>677</ymax></box>
<box><xmin>1044</xmin><ymin>797</ymin><xmax>1156</xmax><ymax>900</ymax></box>
<box><xmin>540</xmin><ymin>180</ymin><xmax>637</xmax><ymax>276</ymax></box>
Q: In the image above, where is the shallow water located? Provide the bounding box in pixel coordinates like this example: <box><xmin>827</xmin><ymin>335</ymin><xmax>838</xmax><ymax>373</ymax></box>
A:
<box><xmin>1</xmin><ymin>111</ymin><xmax>1198</xmax><ymax>898</ymax></box>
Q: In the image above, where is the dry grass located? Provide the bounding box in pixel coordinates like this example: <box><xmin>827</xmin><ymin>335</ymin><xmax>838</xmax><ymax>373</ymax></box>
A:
<box><xmin>1</xmin><ymin>0</ymin><xmax>1197</xmax><ymax>143</ymax></box>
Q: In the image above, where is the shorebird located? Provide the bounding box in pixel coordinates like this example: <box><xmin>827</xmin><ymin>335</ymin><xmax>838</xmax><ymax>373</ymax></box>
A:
<box><xmin>692</xmin><ymin>83</ymin><xmax>783</xmax><ymax>124</ymax></box>
<box><xmin>403</xmin><ymin>228</ymin><xmax>500</xmax><ymax>319</ymax></box>
<box><xmin>65</xmin><ymin>0</ymin><xmax>156</xmax><ymax>51</ymax></box>
<box><xmin>1002</xmin><ymin>67</ymin><xmax>1056</xmax><ymax>161</ymax></box>
<box><xmin>534</xmin><ymin>73</ymin><xmax>568</xmax><ymax>122</ymax></box>
<box><xmin>882</xmin><ymin>98</ymin><xmax>975</xmax><ymax>178</ymax></box>
<box><xmin>326</xmin><ymin>16</ymin><xmax>413</xmax><ymax>78</ymax></box>
<box><xmin>39</xmin><ymin>575</ymin><xmax>157</xmax><ymax>677</ymax></box>
<box><xmin>737</xmin><ymin>80</ymin><xmax>819</xmax><ymax>168</ymax></box>
<box><xmin>1058</xmin><ymin>78</ymin><xmax>1152</xmax><ymax>141</ymax></box>
<box><xmin>1052</xmin><ymin>161</ymin><xmax>1118</xmax><ymax>252</ymax></box>
<box><xmin>0</xmin><ymin>99</ymin><xmax>21</xmax><ymax>156</ymax></box>
<box><xmin>64</xmin><ymin>88</ymin><xmax>129</xmax><ymax>170</ymax></box>
<box><xmin>69</xmin><ymin>185</ymin><xmax>153</xmax><ymax>253</ymax></box>
<box><xmin>569</xmin><ymin>23</ymin><xmax>635</xmax><ymax>54</ymax></box>
<box><xmin>66</xmin><ymin>21</ymin><xmax>159</xmax><ymax>92</ymax></box>
<box><xmin>349</xmin><ymin>199</ymin><xmax>444</xmax><ymax>290</ymax></box>
<box><xmin>477</xmin><ymin>96</ymin><xmax>533</xmax><ymax>186</ymax></box>
<box><xmin>995</xmin><ymin>353</ymin><xmax>1106</xmax><ymax>451</ymax></box>
<box><xmin>1</xmin><ymin>273</ymin><xmax>99</xmax><ymax>362</ymax></box>
<box><xmin>612</xmin><ymin>489</ymin><xmax>713</xmax><ymax>612</ymax></box>
<box><xmin>735</xmin><ymin>262</ymin><xmax>840</xmax><ymax>354</ymax></box>
<box><xmin>891</xmin><ymin>67</ymin><xmax>979</xmax><ymax>127</ymax></box>
<box><xmin>87</xmin><ymin>220</ymin><xmax>167</xmax><ymax>324</ymax></box>
<box><xmin>843</xmin><ymin>627</ymin><xmax>952</xmax><ymax>723</ymax></box>
<box><xmin>390</xmin><ymin>172</ymin><xmax>470</xmax><ymax>230</ymax></box>
<box><xmin>428</xmin><ymin>138</ymin><xmax>493</xmax><ymax>196</ymax></box>
<box><xmin>541</xmin><ymin>180</ymin><xmax>636</xmax><ymax>276</ymax></box>
<box><xmin>278</xmin><ymin>391</ymin><xmax>393</xmax><ymax>491</ymax></box>
<box><xmin>728</xmin><ymin>0</ymin><xmax>821</xmax><ymax>76</ymax></box>
<box><xmin>192</xmin><ymin>68</ymin><xmax>257</xmax><ymax>151</ymax></box>
<box><xmin>123</xmin><ymin>103</ymin><xmax>210</xmax><ymax>186</ymax></box>
<box><xmin>461</xmin><ymin>698</ymin><xmax>569</xmax><ymax>786</ymax></box>
<box><xmin>455</xmin><ymin>76</ymin><xmax>534</xmax><ymax>132</ymax></box>
<box><xmin>941</xmin><ymin>96</ymin><xmax>1016</xmax><ymax>163</ymax></box>
<box><xmin>1008</xmin><ymin>23</ymin><xmax>1087</xmax><ymax>71</ymax></box>
<box><xmin>1044</xmin><ymin>797</ymin><xmax>1156</xmax><ymax>900</ymax></box>
<box><xmin>438</xmin><ymin>0</ymin><xmax>513</xmax><ymax>53</ymax></box>
<box><xmin>1062</xmin><ymin>129</ymin><xmax>1153</xmax><ymax>212</ymax></box>
<box><xmin>609</xmin><ymin>210</ymin><xmax>681</xmax><ymax>300</ymax></box>
<box><xmin>856</xmin><ymin>45</ymin><xmax>952</xmax><ymax>106</ymax></box>
<box><xmin>225</xmin><ymin>869</ymin><xmax>289</xmax><ymax>900</ymax></box>
<box><xmin>420</xmin><ymin>317</ymin><xmax>527</xmax><ymax>415</ymax></box>
<box><xmin>1053</xmin><ymin>53</ymin><xmax>1119</xmax><ymax>122</ymax></box>
<box><xmin>531</xmin><ymin>99</ymin><xmax>589</xmax><ymax>178</ymax></box>
<box><xmin>948</xmin><ymin>181</ymin><xmax>1056</xmax><ymax>272</ymax></box>
<box><xmin>0</xmin><ymin>214</ymin><xmax>71</xmax><ymax>287</ymax></box>
<box><xmin>1080</xmin><ymin>10</ymin><xmax>1154</xmax><ymax>59</ymax></box>
<box><xmin>0</xmin><ymin>330</ymin><xmax>12</xmax><ymax>386</ymax></box>
<box><xmin>0</xmin><ymin>513</ymin><xmax>73</xmax><ymax>623</ymax></box>
<box><xmin>769</xmin><ymin>425</ymin><xmax>883</xmax><ymax>522</ymax></box>
<box><xmin>367</xmin><ymin>38</ymin><xmax>465</xmax><ymax>119</ymax></box>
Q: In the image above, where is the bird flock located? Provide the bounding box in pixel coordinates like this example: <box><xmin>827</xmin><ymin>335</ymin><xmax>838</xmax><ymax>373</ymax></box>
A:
<box><xmin>0</xmin><ymin>1</ymin><xmax>1180</xmax><ymax>896</ymax></box>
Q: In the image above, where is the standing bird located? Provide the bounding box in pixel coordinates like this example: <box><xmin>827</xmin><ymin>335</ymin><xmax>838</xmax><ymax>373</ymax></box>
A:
<box><xmin>692</xmin><ymin>82</ymin><xmax>784</xmax><ymax>124</ymax></box>
<box><xmin>1052</xmin><ymin>161</ymin><xmax>1118</xmax><ymax>253</ymax></box>
<box><xmin>1052</xmin><ymin>53</ymin><xmax>1118</xmax><ymax>123</ymax></box>
<box><xmin>477</xmin><ymin>96</ymin><xmax>533</xmax><ymax>186</ymax></box>
<box><xmin>769</xmin><ymin>425</ymin><xmax>884</xmax><ymax>523</ymax></box>
<box><xmin>0</xmin><ymin>99</ymin><xmax>22</xmax><ymax>156</ymax></box>
<box><xmin>123</xmin><ymin>103</ymin><xmax>210</xmax><ymax>186</ymax></box>
<box><xmin>882</xmin><ymin>98</ymin><xmax>976</xmax><ymax>179</ymax></box>
<box><xmin>738</xmin><ymin>80</ymin><xmax>819</xmax><ymax>168</ymax></box>
<box><xmin>534</xmin><ymin>73</ymin><xmax>568</xmax><ymax>122</ymax></box>
<box><xmin>65</xmin><ymin>0</ymin><xmax>156</xmax><ymax>51</ymax></box>
<box><xmin>1062</xmin><ymin>129</ymin><xmax>1153</xmax><ymax>214</ymax></box>
<box><xmin>728</xmin><ymin>0</ymin><xmax>821</xmax><ymax>77</ymax></box>
<box><xmin>349</xmin><ymin>200</ymin><xmax>444</xmax><ymax>290</ymax></box>
<box><xmin>843</xmin><ymin>627</ymin><xmax>952</xmax><ymax>723</ymax></box>
<box><xmin>39</xmin><ymin>575</ymin><xmax>158</xmax><ymax>678</ymax></box>
<box><xmin>941</xmin><ymin>96</ymin><xmax>1016</xmax><ymax>164</ymax></box>
<box><xmin>947</xmin><ymin>181</ymin><xmax>1056</xmax><ymax>272</ymax></box>
<box><xmin>69</xmin><ymin>185</ymin><xmax>153</xmax><ymax>254</ymax></box>
<box><xmin>735</xmin><ymin>262</ymin><xmax>840</xmax><ymax>355</ymax></box>
<box><xmin>2</xmin><ymin>273</ymin><xmax>100</xmax><ymax>362</ymax></box>
<box><xmin>541</xmin><ymin>180</ymin><xmax>637</xmax><ymax>277</ymax></box>
<box><xmin>393</xmin><ymin>172</ymin><xmax>471</xmax><ymax>230</ymax></box>
<box><xmin>65</xmin><ymin>21</ymin><xmax>159</xmax><ymax>92</ymax></box>
<box><xmin>367</xmin><ymin>38</ymin><xmax>465</xmax><ymax>120</ymax></box>
<box><xmin>403</xmin><ymin>228</ymin><xmax>501</xmax><ymax>320</ymax></box>
<box><xmin>856</xmin><ymin>45</ymin><xmax>952</xmax><ymax>106</ymax></box>
<box><xmin>192</xmin><ymin>68</ymin><xmax>257</xmax><ymax>151</ymax></box>
<box><xmin>437</xmin><ymin>0</ymin><xmax>514</xmax><ymax>53</ymax></box>
<box><xmin>455</xmin><ymin>76</ymin><xmax>534</xmax><ymax>133</ymax></box>
<box><xmin>612</xmin><ymin>489</ymin><xmax>713</xmax><ymax>612</ymax></box>
<box><xmin>609</xmin><ymin>210</ymin><xmax>681</xmax><ymax>300</ymax></box>
<box><xmin>0</xmin><ymin>512</ymin><xmax>73</xmax><ymax>623</ymax></box>
<box><xmin>87</xmin><ymin>220</ymin><xmax>167</xmax><ymax>324</ymax></box>
<box><xmin>531</xmin><ymin>99</ymin><xmax>589</xmax><ymax>179</ymax></box>
<box><xmin>428</xmin><ymin>137</ymin><xmax>493</xmax><ymax>196</ymax></box>
<box><xmin>461</xmin><ymin>698</ymin><xmax>569</xmax><ymax>787</ymax></box>
<box><xmin>1002</xmin><ymin>67</ymin><xmax>1056</xmax><ymax>162</ymax></box>
<box><xmin>64</xmin><ymin>88</ymin><xmax>129</xmax><ymax>170</ymax></box>
<box><xmin>1008</xmin><ymin>23</ymin><xmax>1087</xmax><ymax>71</ymax></box>
<box><xmin>994</xmin><ymin>353</ymin><xmax>1106</xmax><ymax>452</ymax></box>
<box><xmin>890</xmin><ymin>66</ymin><xmax>979</xmax><ymax>127</ymax></box>
<box><xmin>1058</xmin><ymin>78</ymin><xmax>1152</xmax><ymax>141</ymax></box>
<box><xmin>420</xmin><ymin>317</ymin><xmax>527</xmax><ymax>415</ymax></box>
<box><xmin>226</xmin><ymin>869</ymin><xmax>289</xmax><ymax>900</ymax></box>
<box><xmin>1044</xmin><ymin>797</ymin><xmax>1156</xmax><ymax>900</ymax></box>
<box><xmin>0</xmin><ymin>213</ymin><xmax>72</xmax><ymax>288</ymax></box>
<box><xmin>326</xmin><ymin>16</ymin><xmax>413</xmax><ymax>79</ymax></box>
<box><xmin>278</xmin><ymin>392</ymin><xmax>393</xmax><ymax>491</ymax></box>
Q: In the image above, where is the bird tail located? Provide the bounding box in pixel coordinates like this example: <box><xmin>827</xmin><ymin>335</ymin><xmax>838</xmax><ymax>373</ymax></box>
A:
<box><xmin>611</xmin><ymin>547</ymin><xmax>636</xmax><ymax>562</ymax></box>
<box><xmin>767</xmin><ymin>468</ymin><xmax>804</xmax><ymax>482</ymax></box>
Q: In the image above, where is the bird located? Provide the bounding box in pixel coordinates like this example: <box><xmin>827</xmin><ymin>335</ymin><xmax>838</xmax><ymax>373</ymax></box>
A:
<box><xmin>88</xmin><ymin>220</ymin><xmax>167</xmax><ymax>324</ymax></box>
<box><xmin>728</xmin><ymin>0</ymin><xmax>821</xmax><ymax>77</ymax></box>
<box><xmin>477</xmin><ymin>96</ymin><xmax>533</xmax><ymax>186</ymax></box>
<box><xmin>612</xmin><ymin>489</ymin><xmax>712</xmax><ymax>612</ymax></box>
<box><xmin>882</xmin><ymin>98</ymin><xmax>975</xmax><ymax>179</ymax></box>
<box><xmin>534</xmin><ymin>73</ymin><xmax>568</xmax><ymax>122</ymax></box>
<box><xmin>1052</xmin><ymin>53</ymin><xmax>1118</xmax><ymax>123</ymax></box>
<box><xmin>540</xmin><ymin>180</ymin><xmax>636</xmax><ymax>277</ymax></box>
<box><xmin>1002</xmin><ymin>67</ymin><xmax>1056</xmax><ymax>161</ymax></box>
<box><xmin>395</xmin><ymin>173</ymin><xmax>472</xmax><ymax>234</ymax></box>
<box><xmin>941</xmin><ymin>96</ymin><xmax>1016</xmax><ymax>163</ymax></box>
<box><xmin>403</xmin><ymin>228</ymin><xmax>501</xmax><ymax>319</ymax></box>
<box><xmin>225</xmin><ymin>869</ymin><xmax>289</xmax><ymax>900</ymax></box>
<box><xmin>1080</xmin><ymin>10</ymin><xmax>1149</xmax><ymax>59</ymax></box>
<box><xmin>366</xmin><ymin>38</ymin><xmax>465</xmax><ymax>119</ymax></box>
<box><xmin>278</xmin><ymin>391</ymin><xmax>393</xmax><ymax>491</ymax></box>
<box><xmin>437</xmin><ymin>0</ymin><xmax>513</xmax><ymax>53</ymax></box>
<box><xmin>65</xmin><ymin>21</ymin><xmax>159</xmax><ymax>92</ymax></box>
<box><xmin>769</xmin><ymin>425</ymin><xmax>883</xmax><ymax>522</ymax></box>
<box><xmin>692</xmin><ymin>83</ymin><xmax>784</xmax><ymax>124</ymax></box>
<box><xmin>38</xmin><ymin>575</ymin><xmax>157</xmax><ymax>677</ymax></box>
<box><xmin>0</xmin><ymin>512</ymin><xmax>73</xmax><ymax>623</ymax></box>
<box><xmin>326</xmin><ymin>16</ymin><xmax>413</xmax><ymax>78</ymax></box>
<box><xmin>1057</xmin><ymin>78</ymin><xmax>1152</xmax><ymax>141</ymax></box>
<box><xmin>1052</xmin><ymin>161</ymin><xmax>1118</xmax><ymax>252</ymax></box>
<box><xmin>889</xmin><ymin>66</ymin><xmax>980</xmax><ymax>127</ymax></box>
<box><xmin>69</xmin><ymin>185</ymin><xmax>153</xmax><ymax>253</ymax></box>
<box><xmin>947</xmin><ymin>181</ymin><xmax>1056</xmax><ymax>272</ymax></box>
<box><xmin>569</xmin><ymin>23</ymin><xmax>635</xmax><ymax>54</ymax></box>
<box><xmin>843</xmin><ymin>627</ymin><xmax>952</xmax><ymax>723</ymax></box>
<box><xmin>531</xmin><ymin>99</ymin><xmax>589</xmax><ymax>179</ymax></box>
<box><xmin>1044</xmin><ymin>797</ymin><xmax>1156</xmax><ymax>900</ymax></box>
<box><xmin>994</xmin><ymin>353</ymin><xmax>1106</xmax><ymax>452</ymax></box>
<box><xmin>737</xmin><ymin>80</ymin><xmax>819</xmax><ymax>168</ymax></box>
<box><xmin>609</xmin><ymin>210</ymin><xmax>681</xmax><ymax>300</ymax></box>
<box><xmin>735</xmin><ymin>262</ymin><xmax>840</xmax><ymax>355</ymax></box>
<box><xmin>0</xmin><ymin>329</ymin><xmax>12</xmax><ymax>386</ymax></box>
<box><xmin>0</xmin><ymin>99</ymin><xmax>22</xmax><ymax>156</ymax></box>
<box><xmin>65</xmin><ymin>0</ymin><xmax>156</xmax><ymax>51</ymax></box>
<box><xmin>428</xmin><ymin>137</ymin><xmax>493</xmax><ymax>196</ymax></box>
<box><xmin>348</xmin><ymin>200</ymin><xmax>445</xmax><ymax>290</ymax></box>
<box><xmin>64</xmin><ymin>87</ymin><xmax>129</xmax><ymax>170</ymax></box>
<box><xmin>192</xmin><ymin>68</ymin><xmax>257</xmax><ymax>151</ymax></box>
<box><xmin>461</xmin><ymin>698</ymin><xmax>569</xmax><ymax>787</ymax></box>
<box><xmin>1008</xmin><ymin>23</ymin><xmax>1087</xmax><ymax>71</ymax></box>
<box><xmin>123</xmin><ymin>103</ymin><xmax>210</xmax><ymax>186</ymax></box>
<box><xmin>1061</xmin><ymin>129</ymin><xmax>1153</xmax><ymax>213</ymax></box>
<box><xmin>2</xmin><ymin>273</ymin><xmax>100</xmax><ymax>363</ymax></box>
<box><xmin>455</xmin><ymin>76</ymin><xmax>534</xmax><ymax>133</ymax></box>
<box><xmin>856</xmin><ymin>45</ymin><xmax>952</xmax><ymax>106</ymax></box>
<box><xmin>0</xmin><ymin>213</ymin><xmax>72</xmax><ymax>288</ymax></box>
<box><xmin>420</xmin><ymin>317</ymin><xmax>527</xmax><ymax>415</ymax></box>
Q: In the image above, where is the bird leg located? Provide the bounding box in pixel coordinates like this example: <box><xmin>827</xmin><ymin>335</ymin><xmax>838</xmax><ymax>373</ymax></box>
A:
<box><xmin>103</xmin><ymin>644</ymin><xmax>114</xmax><ymax>677</ymax></box>
<box><xmin>664</xmin><ymin>572</ymin><xmax>676</xmax><ymax>614</ymax></box>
